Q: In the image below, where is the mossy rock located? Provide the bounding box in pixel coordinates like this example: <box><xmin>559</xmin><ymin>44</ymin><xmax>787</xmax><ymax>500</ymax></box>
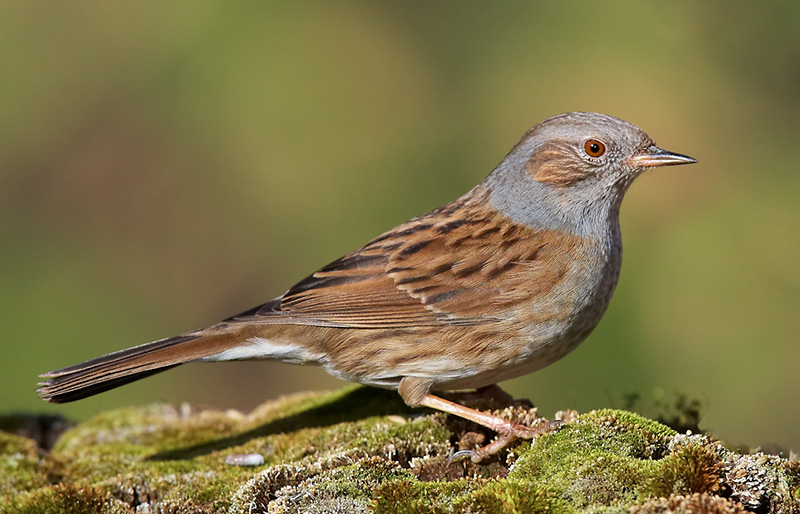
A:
<box><xmin>1</xmin><ymin>386</ymin><xmax>798</xmax><ymax>513</ymax></box>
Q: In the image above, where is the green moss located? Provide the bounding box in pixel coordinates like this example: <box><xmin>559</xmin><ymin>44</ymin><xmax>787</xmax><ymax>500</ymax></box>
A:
<box><xmin>0</xmin><ymin>430</ymin><xmax>57</xmax><ymax>496</ymax></box>
<box><xmin>45</xmin><ymin>387</ymin><xmax>417</xmax><ymax>512</ymax></box>
<box><xmin>648</xmin><ymin>439</ymin><xmax>725</xmax><ymax>496</ymax></box>
<box><xmin>235</xmin><ymin>408</ymin><xmax>681</xmax><ymax>513</ymax></box>
<box><xmin>629</xmin><ymin>493</ymin><xmax>749</xmax><ymax>514</ymax></box>
<box><xmin>373</xmin><ymin>477</ymin><xmax>565</xmax><ymax>513</ymax></box>
<box><xmin>3</xmin><ymin>387</ymin><xmax>431</xmax><ymax>513</ymax></box>
<box><xmin>506</xmin><ymin>409</ymin><xmax>676</xmax><ymax>509</ymax></box>
<box><xmin>582</xmin><ymin>409</ymin><xmax>678</xmax><ymax>440</ymax></box>
<box><xmin>459</xmin><ymin>479</ymin><xmax>563</xmax><ymax>514</ymax></box>
<box><xmin>2</xmin><ymin>483</ymin><xmax>129</xmax><ymax>514</ymax></box>
<box><xmin>373</xmin><ymin>479</ymin><xmax>483</xmax><ymax>514</ymax></box>
<box><xmin>2</xmin><ymin>390</ymin><xmax>798</xmax><ymax>513</ymax></box>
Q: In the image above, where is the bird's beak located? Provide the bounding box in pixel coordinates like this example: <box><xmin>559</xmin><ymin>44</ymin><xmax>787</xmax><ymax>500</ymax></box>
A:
<box><xmin>626</xmin><ymin>145</ymin><xmax>697</xmax><ymax>168</ymax></box>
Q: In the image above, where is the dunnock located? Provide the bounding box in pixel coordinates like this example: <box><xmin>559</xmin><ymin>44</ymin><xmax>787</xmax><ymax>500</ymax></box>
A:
<box><xmin>38</xmin><ymin>112</ymin><xmax>696</xmax><ymax>461</ymax></box>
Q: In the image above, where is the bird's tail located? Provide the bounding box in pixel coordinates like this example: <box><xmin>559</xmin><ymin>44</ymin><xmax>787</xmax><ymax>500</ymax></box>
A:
<box><xmin>37</xmin><ymin>324</ymin><xmax>244</xmax><ymax>403</ymax></box>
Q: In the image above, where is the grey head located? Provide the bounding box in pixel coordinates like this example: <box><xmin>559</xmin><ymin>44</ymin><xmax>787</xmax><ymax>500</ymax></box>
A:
<box><xmin>485</xmin><ymin>112</ymin><xmax>696</xmax><ymax>237</ymax></box>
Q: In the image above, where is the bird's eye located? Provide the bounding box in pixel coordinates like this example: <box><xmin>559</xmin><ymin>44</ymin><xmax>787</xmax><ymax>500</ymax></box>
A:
<box><xmin>584</xmin><ymin>139</ymin><xmax>606</xmax><ymax>158</ymax></box>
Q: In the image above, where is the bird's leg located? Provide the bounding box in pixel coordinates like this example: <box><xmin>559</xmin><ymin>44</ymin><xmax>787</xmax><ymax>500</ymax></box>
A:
<box><xmin>420</xmin><ymin>393</ymin><xmax>556</xmax><ymax>439</ymax></box>
<box><xmin>419</xmin><ymin>393</ymin><xmax>562</xmax><ymax>463</ymax></box>
<box><xmin>397</xmin><ymin>377</ymin><xmax>561</xmax><ymax>462</ymax></box>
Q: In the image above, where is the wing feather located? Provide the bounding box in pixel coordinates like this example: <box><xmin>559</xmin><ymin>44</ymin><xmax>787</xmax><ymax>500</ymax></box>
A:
<box><xmin>227</xmin><ymin>186</ymin><xmax>580</xmax><ymax>329</ymax></box>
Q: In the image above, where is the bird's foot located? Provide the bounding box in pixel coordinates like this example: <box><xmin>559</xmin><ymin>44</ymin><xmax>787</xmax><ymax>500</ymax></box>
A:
<box><xmin>447</xmin><ymin>419</ymin><xmax>563</xmax><ymax>464</ymax></box>
<box><xmin>418</xmin><ymin>392</ymin><xmax>563</xmax><ymax>463</ymax></box>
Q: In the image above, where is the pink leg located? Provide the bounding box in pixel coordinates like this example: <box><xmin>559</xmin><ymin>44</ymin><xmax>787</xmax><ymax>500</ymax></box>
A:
<box><xmin>419</xmin><ymin>393</ymin><xmax>562</xmax><ymax>463</ymax></box>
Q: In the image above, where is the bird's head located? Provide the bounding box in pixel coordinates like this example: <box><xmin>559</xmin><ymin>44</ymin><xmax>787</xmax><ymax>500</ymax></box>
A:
<box><xmin>486</xmin><ymin>112</ymin><xmax>697</xmax><ymax>234</ymax></box>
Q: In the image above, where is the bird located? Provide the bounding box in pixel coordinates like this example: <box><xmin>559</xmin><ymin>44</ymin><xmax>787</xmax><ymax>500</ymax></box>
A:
<box><xmin>37</xmin><ymin>112</ymin><xmax>697</xmax><ymax>462</ymax></box>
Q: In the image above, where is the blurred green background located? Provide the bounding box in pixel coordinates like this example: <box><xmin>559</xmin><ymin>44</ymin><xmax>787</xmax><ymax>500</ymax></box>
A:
<box><xmin>2</xmin><ymin>2</ymin><xmax>799</xmax><ymax>452</ymax></box>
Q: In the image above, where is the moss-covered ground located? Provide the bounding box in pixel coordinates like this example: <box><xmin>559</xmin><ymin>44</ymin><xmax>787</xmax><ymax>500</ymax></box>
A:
<box><xmin>1</xmin><ymin>386</ymin><xmax>797</xmax><ymax>513</ymax></box>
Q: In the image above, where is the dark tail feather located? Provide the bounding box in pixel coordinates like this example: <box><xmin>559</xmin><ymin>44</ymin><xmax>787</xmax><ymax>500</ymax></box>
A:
<box><xmin>37</xmin><ymin>326</ymin><xmax>241</xmax><ymax>403</ymax></box>
<box><xmin>39</xmin><ymin>366</ymin><xmax>180</xmax><ymax>403</ymax></box>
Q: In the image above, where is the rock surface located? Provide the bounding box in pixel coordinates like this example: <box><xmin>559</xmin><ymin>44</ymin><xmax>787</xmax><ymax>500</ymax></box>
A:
<box><xmin>1</xmin><ymin>386</ymin><xmax>798</xmax><ymax>513</ymax></box>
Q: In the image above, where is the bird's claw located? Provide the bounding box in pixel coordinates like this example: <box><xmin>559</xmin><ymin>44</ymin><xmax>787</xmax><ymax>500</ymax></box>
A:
<box><xmin>447</xmin><ymin>449</ymin><xmax>480</xmax><ymax>465</ymax></box>
<box><xmin>447</xmin><ymin>419</ymin><xmax>566</xmax><ymax>465</ymax></box>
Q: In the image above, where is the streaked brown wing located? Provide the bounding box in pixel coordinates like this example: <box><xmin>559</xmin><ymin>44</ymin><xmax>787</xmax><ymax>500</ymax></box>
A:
<box><xmin>275</xmin><ymin>248</ymin><xmax>447</xmax><ymax>327</ymax></box>
<box><xmin>229</xmin><ymin>188</ymin><xmax>577</xmax><ymax>328</ymax></box>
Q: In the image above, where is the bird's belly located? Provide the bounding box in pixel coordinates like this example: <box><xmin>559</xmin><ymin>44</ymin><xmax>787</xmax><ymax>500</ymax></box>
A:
<box><xmin>322</xmin><ymin>291</ymin><xmax>609</xmax><ymax>393</ymax></box>
<box><xmin>428</xmin><ymin>318</ymin><xmax>596</xmax><ymax>392</ymax></box>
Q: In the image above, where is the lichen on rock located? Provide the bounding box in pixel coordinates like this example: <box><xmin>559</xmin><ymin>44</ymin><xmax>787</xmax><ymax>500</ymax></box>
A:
<box><xmin>1</xmin><ymin>386</ymin><xmax>798</xmax><ymax>513</ymax></box>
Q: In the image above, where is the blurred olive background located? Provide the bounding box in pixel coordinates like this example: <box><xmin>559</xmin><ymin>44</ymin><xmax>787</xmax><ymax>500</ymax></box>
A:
<box><xmin>2</xmin><ymin>2</ymin><xmax>799</xmax><ymax>452</ymax></box>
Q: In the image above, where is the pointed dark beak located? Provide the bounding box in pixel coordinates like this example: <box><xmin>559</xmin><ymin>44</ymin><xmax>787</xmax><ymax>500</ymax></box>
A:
<box><xmin>626</xmin><ymin>145</ymin><xmax>697</xmax><ymax>168</ymax></box>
